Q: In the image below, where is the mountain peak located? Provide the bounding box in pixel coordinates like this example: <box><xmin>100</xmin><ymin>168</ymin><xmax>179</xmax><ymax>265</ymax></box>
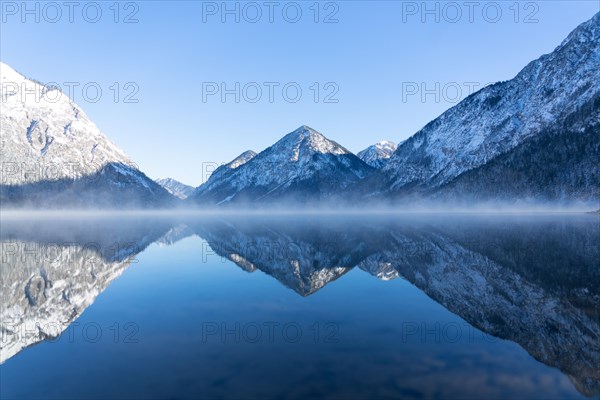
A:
<box><xmin>277</xmin><ymin>125</ymin><xmax>350</xmax><ymax>157</ymax></box>
<box><xmin>155</xmin><ymin>178</ymin><xmax>194</xmax><ymax>199</ymax></box>
<box><xmin>0</xmin><ymin>61</ymin><xmax>133</xmax><ymax>185</ymax></box>
<box><xmin>374</xmin><ymin>140</ymin><xmax>397</xmax><ymax>150</ymax></box>
<box><xmin>294</xmin><ymin>124</ymin><xmax>316</xmax><ymax>133</ymax></box>
<box><xmin>284</xmin><ymin>125</ymin><xmax>322</xmax><ymax>141</ymax></box>
<box><xmin>357</xmin><ymin>140</ymin><xmax>397</xmax><ymax>169</ymax></box>
<box><xmin>190</xmin><ymin>125</ymin><xmax>373</xmax><ymax>204</ymax></box>
<box><xmin>198</xmin><ymin>150</ymin><xmax>257</xmax><ymax>192</ymax></box>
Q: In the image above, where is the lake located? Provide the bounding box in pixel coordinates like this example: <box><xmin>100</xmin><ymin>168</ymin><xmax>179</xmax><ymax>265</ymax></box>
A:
<box><xmin>1</xmin><ymin>213</ymin><xmax>598</xmax><ymax>399</ymax></box>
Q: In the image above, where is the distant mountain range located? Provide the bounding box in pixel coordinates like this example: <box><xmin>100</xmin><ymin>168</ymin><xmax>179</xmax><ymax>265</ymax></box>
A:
<box><xmin>187</xmin><ymin>12</ymin><xmax>599</xmax><ymax>208</ymax></box>
<box><xmin>188</xmin><ymin>125</ymin><xmax>374</xmax><ymax>205</ymax></box>
<box><xmin>1</xmin><ymin>12</ymin><xmax>599</xmax><ymax>209</ymax></box>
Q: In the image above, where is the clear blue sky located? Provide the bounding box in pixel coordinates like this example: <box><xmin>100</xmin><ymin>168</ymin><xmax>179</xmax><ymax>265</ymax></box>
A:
<box><xmin>2</xmin><ymin>1</ymin><xmax>599</xmax><ymax>186</ymax></box>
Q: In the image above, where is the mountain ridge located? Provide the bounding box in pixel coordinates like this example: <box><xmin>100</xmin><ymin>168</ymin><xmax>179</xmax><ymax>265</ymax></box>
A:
<box><xmin>155</xmin><ymin>178</ymin><xmax>195</xmax><ymax>199</ymax></box>
<box><xmin>190</xmin><ymin>125</ymin><xmax>375</xmax><ymax>205</ymax></box>
<box><xmin>382</xmin><ymin>12</ymin><xmax>600</xmax><ymax>195</ymax></box>
<box><xmin>0</xmin><ymin>62</ymin><xmax>175</xmax><ymax>208</ymax></box>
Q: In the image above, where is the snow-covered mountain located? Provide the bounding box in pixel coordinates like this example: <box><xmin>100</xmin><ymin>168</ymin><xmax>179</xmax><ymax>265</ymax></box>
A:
<box><xmin>190</xmin><ymin>126</ymin><xmax>374</xmax><ymax>205</ymax></box>
<box><xmin>4</xmin><ymin>12</ymin><xmax>599</xmax><ymax>209</ymax></box>
<box><xmin>357</xmin><ymin>141</ymin><xmax>397</xmax><ymax>169</ymax></box>
<box><xmin>381</xmin><ymin>12</ymin><xmax>600</xmax><ymax>201</ymax></box>
<box><xmin>155</xmin><ymin>178</ymin><xmax>195</xmax><ymax>199</ymax></box>
<box><xmin>0</xmin><ymin>62</ymin><xmax>174</xmax><ymax>208</ymax></box>
<box><xmin>188</xmin><ymin>12</ymin><xmax>600</xmax><ymax>207</ymax></box>
<box><xmin>203</xmin><ymin>150</ymin><xmax>257</xmax><ymax>186</ymax></box>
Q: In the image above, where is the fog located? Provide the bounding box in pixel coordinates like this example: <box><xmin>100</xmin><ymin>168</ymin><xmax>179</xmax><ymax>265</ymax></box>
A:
<box><xmin>1</xmin><ymin>200</ymin><xmax>598</xmax><ymax>220</ymax></box>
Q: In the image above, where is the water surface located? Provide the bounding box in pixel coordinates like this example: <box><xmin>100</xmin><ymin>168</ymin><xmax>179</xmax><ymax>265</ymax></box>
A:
<box><xmin>1</xmin><ymin>214</ymin><xmax>598</xmax><ymax>399</ymax></box>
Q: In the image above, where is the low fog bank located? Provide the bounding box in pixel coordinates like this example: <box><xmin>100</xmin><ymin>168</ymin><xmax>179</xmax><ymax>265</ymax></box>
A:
<box><xmin>1</xmin><ymin>199</ymin><xmax>598</xmax><ymax>219</ymax></box>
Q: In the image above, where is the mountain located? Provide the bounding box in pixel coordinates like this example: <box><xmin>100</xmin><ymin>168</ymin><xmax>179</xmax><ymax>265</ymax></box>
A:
<box><xmin>357</xmin><ymin>141</ymin><xmax>397</xmax><ymax>169</ymax></box>
<box><xmin>381</xmin><ymin>12</ymin><xmax>600</xmax><ymax>203</ymax></box>
<box><xmin>202</xmin><ymin>150</ymin><xmax>257</xmax><ymax>186</ymax></box>
<box><xmin>434</xmin><ymin>101</ymin><xmax>600</xmax><ymax>203</ymax></box>
<box><xmin>0</xmin><ymin>62</ymin><xmax>174</xmax><ymax>208</ymax></box>
<box><xmin>155</xmin><ymin>178</ymin><xmax>195</xmax><ymax>199</ymax></box>
<box><xmin>189</xmin><ymin>126</ymin><xmax>375</xmax><ymax>205</ymax></box>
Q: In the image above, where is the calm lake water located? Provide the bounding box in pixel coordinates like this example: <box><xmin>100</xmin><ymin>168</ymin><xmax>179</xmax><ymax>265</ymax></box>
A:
<box><xmin>1</xmin><ymin>214</ymin><xmax>599</xmax><ymax>399</ymax></box>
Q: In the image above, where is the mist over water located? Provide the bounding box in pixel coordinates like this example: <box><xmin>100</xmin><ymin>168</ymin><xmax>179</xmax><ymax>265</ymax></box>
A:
<box><xmin>1</xmin><ymin>199</ymin><xmax>598</xmax><ymax>220</ymax></box>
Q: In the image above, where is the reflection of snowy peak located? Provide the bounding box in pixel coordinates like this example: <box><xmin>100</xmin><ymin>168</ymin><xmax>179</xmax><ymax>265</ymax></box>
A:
<box><xmin>0</xmin><ymin>62</ymin><xmax>174</xmax><ymax>207</ymax></box>
<box><xmin>195</xmin><ymin>216</ymin><xmax>600</xmax><ymax>396</ymax></box>
<box><xmin>0</xmin><ymin>242</ymin><xmax>133</xmax><ymax>363</ymax></box>
<box><xmin>357</xmin><ymin>141</ymin><xmax>397</xmax><ymax>169</ymax></box>
<box><xmin>194</xmin><ymin>221</ymin><xmax>370</xmax><ymax>295</ymax></box>
<box><xmin>358</xmin><ymin>256</ymin><xmax>399</xmax><ymax>280</ymax></box>
<box><xmin>383</xmin><ymin>13</ymin><xmax>600</xmax><ymax>193</ymax></box>
<box><xmin>1</xmin><ymin>216</ymin><xmax>597</xmax><ymax>396</ymax></box>
<box><xmin>0</xmin><ymin>219</ymin><xmax>172</xmax><ymax>363</ymax></box>
<box><xmin>155</xmin><ymin>224</ymin><xmax>194</xmax><ymax>246</ymax></box>
<box><xmin>190</xmin><ymin>126</ymin><xmax>374</xmax><ymax>205</ymax></box>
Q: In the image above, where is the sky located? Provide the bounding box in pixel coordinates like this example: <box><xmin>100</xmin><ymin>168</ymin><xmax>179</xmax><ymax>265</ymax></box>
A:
<box><xmin>1</xmin><ymin>0</ymin><xmax>599</xmax><ymax>186</ymax></box>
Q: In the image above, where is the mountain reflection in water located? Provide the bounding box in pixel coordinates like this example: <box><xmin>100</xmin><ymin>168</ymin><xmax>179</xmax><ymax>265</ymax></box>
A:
<box><xmin>1</xmin><ymin>214</ymin><xmax>598</xmax><ymax>398</ymax></box>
